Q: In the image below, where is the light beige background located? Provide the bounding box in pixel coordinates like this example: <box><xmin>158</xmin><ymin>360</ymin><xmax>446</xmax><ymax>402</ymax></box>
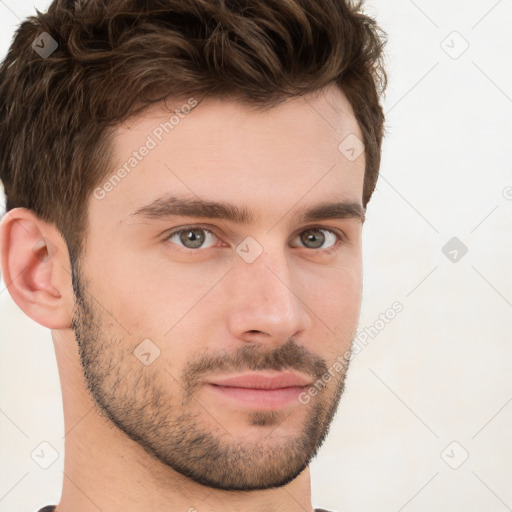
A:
<box><xmin>1</xmin><ymin>1</ymin><xmax>511</xmax><ymax>511</ymax></box>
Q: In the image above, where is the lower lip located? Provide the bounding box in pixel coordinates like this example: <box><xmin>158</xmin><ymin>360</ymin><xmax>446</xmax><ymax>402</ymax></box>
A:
<box><xmin>205</xmin><ymin>384</ymin><xmax>307</xmax><ymax>410</ymax></box>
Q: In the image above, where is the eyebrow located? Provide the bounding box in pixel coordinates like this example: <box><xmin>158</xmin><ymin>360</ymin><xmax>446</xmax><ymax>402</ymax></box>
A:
<box><xmin>130</xmin><ymin>195</ymin><xmax>365</xmax><ymax>224</ymax></box>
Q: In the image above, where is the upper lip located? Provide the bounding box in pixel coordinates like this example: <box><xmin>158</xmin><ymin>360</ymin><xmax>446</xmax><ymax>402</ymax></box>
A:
<box><xmin>207</xmin><ymin>372</ymin><xmax>313</xmax><ymax>390</ymax></box>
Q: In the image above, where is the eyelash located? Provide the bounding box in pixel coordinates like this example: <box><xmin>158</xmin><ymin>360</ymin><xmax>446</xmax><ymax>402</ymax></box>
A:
<box><xmin>163</xmin><ymin>225</ymin><xmax>345</xmax><ymax>255</ymax></box>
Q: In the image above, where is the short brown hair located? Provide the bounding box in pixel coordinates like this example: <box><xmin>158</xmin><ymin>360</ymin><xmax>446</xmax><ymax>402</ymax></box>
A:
<box><xmin>0</xmin><ymin>0</ymin><xmax>386</xmax><ymax>260</ymax></box>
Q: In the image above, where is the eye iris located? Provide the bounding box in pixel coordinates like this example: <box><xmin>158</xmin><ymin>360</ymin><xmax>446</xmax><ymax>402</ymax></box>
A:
<box><xmin>301</xmin><ymin>229</ymin><xmax>325</xmax><ymax>249</ymax></box>
<box><xmin>180</xmin><ymin>228</ymin><xmax>206</xmax><ymax>248</ymax></box>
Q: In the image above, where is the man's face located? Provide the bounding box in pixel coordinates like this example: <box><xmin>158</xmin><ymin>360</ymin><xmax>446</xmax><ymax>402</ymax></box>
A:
<box><xmin>73</xmin><ymin>84</ymin><xmax>365</xmax><ymax>490</ymax></box>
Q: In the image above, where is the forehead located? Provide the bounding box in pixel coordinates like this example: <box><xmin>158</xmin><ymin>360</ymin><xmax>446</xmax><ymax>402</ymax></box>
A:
<box><xmin>92</xmin><ymin>84</ymin><xmax>365</xmax><ymax>225</ymax></box>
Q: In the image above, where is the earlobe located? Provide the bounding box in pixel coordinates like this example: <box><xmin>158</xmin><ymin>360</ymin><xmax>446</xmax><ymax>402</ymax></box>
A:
<box><xmin>0</xmin><ymin>208</ymin><xmax>73</xmax><ymax>329</ymax></box>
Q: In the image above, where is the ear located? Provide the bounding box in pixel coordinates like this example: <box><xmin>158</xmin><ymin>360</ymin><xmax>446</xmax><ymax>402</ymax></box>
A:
<box><xmin>0</xmin><ymin>208</ymin><xmax>74</xmax><ymax>329</ymax></box>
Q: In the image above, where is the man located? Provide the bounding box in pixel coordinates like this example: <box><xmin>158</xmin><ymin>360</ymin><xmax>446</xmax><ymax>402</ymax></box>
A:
<box><xmin>0</xmin><ymin>0</ymin><xmax>386</xmax><ymax>510</ymax></box>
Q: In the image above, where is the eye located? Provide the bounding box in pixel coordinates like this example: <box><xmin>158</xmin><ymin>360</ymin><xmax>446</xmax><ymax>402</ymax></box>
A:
<box><xmin>163</xmin><ymin>225</ymin><xmax>343</xmax><ymax>254</ymax></box>
<box><xmin>165</xmin><ymin>227</ymin><xmax>219</xmax><ymax>250</ymax></box>
<box><xmin>291</xmin><ymin>228</ymin><xmax>341</xmax><ymax>252</ymax></box>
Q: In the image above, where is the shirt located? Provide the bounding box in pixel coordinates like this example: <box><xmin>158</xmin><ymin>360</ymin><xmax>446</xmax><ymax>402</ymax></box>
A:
<box><xmin>38</xmin><ymin>507</ymin><xmax>335</xmax><ymax>511</ymax></box>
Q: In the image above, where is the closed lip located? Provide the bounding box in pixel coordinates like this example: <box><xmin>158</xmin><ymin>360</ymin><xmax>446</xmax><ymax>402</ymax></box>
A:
<box><xmin>206</xmin><ymin>371</ymin><xmax>313</xmax><ymax>390</ymax></box>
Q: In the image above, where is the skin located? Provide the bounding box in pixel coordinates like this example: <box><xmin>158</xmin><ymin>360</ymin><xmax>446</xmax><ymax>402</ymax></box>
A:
<box><xmin>0</xmin><ymin>83</ymin><xmax>365</xmax><ymax>512</ymax></box>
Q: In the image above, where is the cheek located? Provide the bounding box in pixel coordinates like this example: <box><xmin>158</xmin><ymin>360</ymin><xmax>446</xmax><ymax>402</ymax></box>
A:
<box><xmin>86</xmin><ymin>244</ymin><xmax>207</xmax><ymax>330</ymax></box>
<box><xmin>90</xmin><ymin>259</ymin><xmax>230</xmax><ymax>381</ymax></box>
<box><xmin>303</xmin><ymin>262</ymin><xmax>362</xmax><ymax>342</ymax></box>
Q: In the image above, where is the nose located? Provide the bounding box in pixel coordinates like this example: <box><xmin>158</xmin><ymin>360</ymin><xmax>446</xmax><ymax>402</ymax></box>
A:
<box><xmin>225</xmin><ymin>247</ymin><xmax>313</xmax><ymax>346</ymax></box>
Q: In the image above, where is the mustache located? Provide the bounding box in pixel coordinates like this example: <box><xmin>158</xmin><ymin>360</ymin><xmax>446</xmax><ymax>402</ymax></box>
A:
<box><xmin>181</xmin><ymin>339</ymin><xmax>329</xmax><ymax>394</ymax></box>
